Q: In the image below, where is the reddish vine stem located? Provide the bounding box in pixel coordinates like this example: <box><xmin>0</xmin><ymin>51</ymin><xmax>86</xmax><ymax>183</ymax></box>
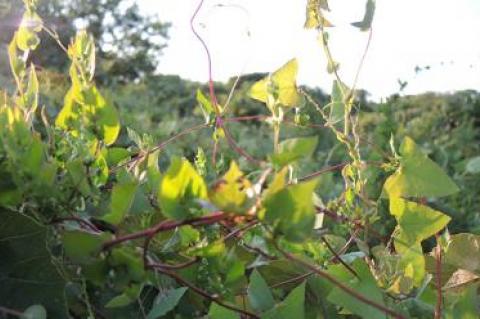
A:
<box><xmin>321</xmin><ymin>236</ymin><xmax>358</xmax><ymax>278</ymax></box>
<box><xmin>269</xmin><ymin>272</ymin><xmax>314</xmax><ymax>289</ymax></box>
<box><xmin>190</xmin><ymin>0</ymin><xmax>218</xmax><ymax>110</ymax></box>
<box><xmin>274</xmin><ymin>242</ymin><xmax>405</xmax><ymax>319</ymax></box>
<box><xmin>102</xmin><ymin>211</ymin><xmax>227</xmax><ymax>250</ymax></box>
<box><xmin>297</xmin><ymin>162</ymin><xmax>347</xmax><ymax>182</ymax></box>
<box><xmin>0</xmin><ymin>306</ymin><xmax>24</xmax><ymax>318</ymax></box>
<box><xmin>155</xmin><ymin>268</ymin><xmax>259</xmax><ymax>318</ymax></box>
<box><xmin>434</xmin><ymin>233</ymin><xmax>443</xmax><ymax>319</ymax></box>
<box><xmin>318</xmin><ymin>207</ymin><xmax>387</xmax><ymax>243</ymax></box>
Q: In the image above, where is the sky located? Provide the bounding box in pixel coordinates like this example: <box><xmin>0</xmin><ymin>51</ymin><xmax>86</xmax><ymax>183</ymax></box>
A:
<box><xmin>140</xmin><ymin>0</ymin><xmax>480</xmax><ymax>100</ymax></box>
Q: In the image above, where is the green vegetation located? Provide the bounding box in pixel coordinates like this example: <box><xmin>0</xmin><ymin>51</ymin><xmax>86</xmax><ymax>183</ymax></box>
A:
<box><xmin>0</xmin><ymin>0</ymin><xmax>479</xmax><ymax>318</ymax></box>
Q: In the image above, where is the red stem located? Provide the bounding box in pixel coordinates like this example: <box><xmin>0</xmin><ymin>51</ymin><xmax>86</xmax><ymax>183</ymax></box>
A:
<box><xmin>190</xmin><ymin>0</ymin><xmax>219</xmax><ymax>110</ymax></box>
<box><xmin>275</xmin><ymin>243</ymin><xmax>405</xmax><ymax>319</ymax></box>
<box><xmin>102</xmin><ymin>212</ymin><xmax>227</xmax><ymax>250</ymax></box>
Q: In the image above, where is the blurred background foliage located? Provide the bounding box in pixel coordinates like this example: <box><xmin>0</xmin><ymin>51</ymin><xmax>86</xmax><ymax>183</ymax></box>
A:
<box><xmin>1</xmin><ymin>0</ymin><xmax>479</xmax><ymax>235</ymax></box>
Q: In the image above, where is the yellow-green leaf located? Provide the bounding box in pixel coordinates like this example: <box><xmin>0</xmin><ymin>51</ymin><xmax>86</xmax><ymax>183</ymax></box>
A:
<box><xmin>383</xmin><ymin>136</ymin><xmax>459</xmax><ymax>198</ymax></box>
<box><xmin>249</xmin><ymin>59</ymin><xmax>299</xmax><ymax>108</ymax></box>
<box><xmin>304</xmin><ymin>0</ymin><xmax>333</xmax><ymax>29</ymax></box>
<box><xmin>390</xmin><ymin>197</ymin><xmax>451</xmax><ymax>250</ymax></box>
<box><xmin>158</xmin><ymin>158</ymin><xmax>208</xmax><ymax>220</ymax></box>
<box><xmin>209</xmin><ymin>161</ymin><xmax>252</xmax><ymax>214</ymax></box>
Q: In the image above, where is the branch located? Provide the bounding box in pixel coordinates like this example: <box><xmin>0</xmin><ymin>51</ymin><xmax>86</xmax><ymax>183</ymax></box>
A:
<box><xmin>321</xmin><ymin>236</ymin><xmax>358</xmax><ymax>278</ymax></box>
<box><xmin>274</xmin><ymin>242</ymin><xmax>405</xmax><ymax>319</ymax></box>
<box><xmin>102</xmin><ymin>211</ymin><xmax>228</xmax><ymax>250</ymax></box>
<box><xmin>297</xmin><ymin>163</ymin><xmax>347</xmax><ymax>183</ymax></box>
<box><xmin>154</xmin><ymin>268</ymin><xmax>259</xmax><ymax>318</ymax></box>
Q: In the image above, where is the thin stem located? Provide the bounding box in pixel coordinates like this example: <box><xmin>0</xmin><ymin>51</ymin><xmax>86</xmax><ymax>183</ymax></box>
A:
<box><xmin>270</xmin><ymin>272</ymin><xmax>314</xmax><ymax>289</ymax></box>
<box><xmin>190</xmin><ymin>0</ymin><xmax>219</xmax><ymax>112</ymax></box>
<box><xmin>321</xmin><ymin>236</ymin><xmax>358</xmax><ymax>278</ymax></box>
<box><xmin>297</xmin><ymin>163</ymin><xmax>347</xmax><ymax>183</ymax></box>
<box><xmin>0</xmin><ymin>306</ymin><xmax>23</xmax><ymax>318</ymax></box>
<box><xmin>274</xmin><ymin>242</ymin><xmax>405</xmax><ymax>319</ymax></box>
<box><xmin>434</xmin><ymin>233</ymin><xmax>443</xmax><ymax>319</ymax></box>
<box><xmin>102</xmin><ymin>212</ymin><xmax>227</xmax><ymax>250</ymax></box>
<box><xmin>155</xmin><ymin>268</ymin><xmax>259</xmax><ymax>318</ymax></box>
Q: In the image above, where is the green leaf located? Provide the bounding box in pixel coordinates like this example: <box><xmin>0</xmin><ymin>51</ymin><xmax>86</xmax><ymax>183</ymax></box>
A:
<box><xmin>262</xmin><ymin>179</ymin><xmax>318</xmax><ymax>242</ymax></box>
<box><xmin>444</xmin><ymin>234</ymin><xmax>480</xmax><ymax>274</ymax></box>
<box><xmin>327</xmin><ymin>259</ymin><xmax>386</xmax><ymax>319</ymax></box>
<box><xmin>105</xmin><ymin>284</ymin><xmax>143</xmax><ymax>308</ymax></box>
<box><xmin>196</xmin><ymin>89</ymin><xmax>215</xmax><ymax>123</ymax></box>
<box><xmin>270</xmin><ymin>136</ymin><xmax>318</xmax><ymax>167</ymax></box>
<box><xmin>157</xmin><ymin>157</ymin><xmax>208</xmax><ymax>220</ymax></box>
<box><xmin>22</xmin><ymin>305</ymin><xmax>47</xmax><ymax>319</ymax></box>
<box><xmin>63</xmin><ymin>230</ymin><xmax>111</xmax><ymax>263</ymax></box>
<box><xmin>102</xmin><ymin>181</ymin><xmax>138</xmax><ymax>225</ymax></box>
<box><xmin>250</xmin><ymin>59</ymin><xmax>299</xmax><ymax>108</ymax></box>
<box><xmin>325</xmin><ymin>80</ymin><xmax>349</xmax><ymax>124</ymax></box>
<box><xmin>146</xmin><ymin>287</ymin><xmax>188</xmax><ymax>319</ymax></box>
<box><xmin>390</xmin><ymin>198</ymin><xmax>451</xmax><ymax>250</ymax></box>
<box><xmin>262</xmin><ymin>282</ymin><xmax>306</xmax><ymax>319</ymax></box>
<box><xmin>0</xmin><ymin>212</ymin><xmax>67</xmax><ymax>318</ymax></box>
<box><xmin>247</xmin><ymin>269</ymin><xmax>275</xmax><ymax>312</ymax></box>
<box><xmin>351</xmin><ymin>0</ymin><xmax>376</xmax><ymax>31</ymax></box>
<box><xmin>208</xmin><ymin>302</ymin><xmax>240</xmax><ymax>319</ymax></box>
<box><xmin>465</xmin><ymin>156</ymin><xmax>480</xmax><ymax>174</ymax></box>
<box><xmin>209</xmin><ymin>161</ymin><xmax>252</xmax><ymax>213</ymax></box>
<box><xmin>383</xmin><ymin>136</ymin><xmax>459</xmax><ymax>198</ymax></box>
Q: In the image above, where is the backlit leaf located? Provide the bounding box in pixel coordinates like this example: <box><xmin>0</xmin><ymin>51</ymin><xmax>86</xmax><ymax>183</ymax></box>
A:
<box><xmin>158</xmin><ymin>157</ymin><xmax>208</xmax><ymax>220</ymax></box>
<box><xmin>209</xmin><ymin>161</ymin><xmax>252</xmax><ymax>214</ymax></box>
<box><xmin>250</xmin><ymin>59</ymin><xmax>299</xmax><ymax>108</ymax></box>
<box><xmin>383</xmin><ymin>136</ymin><xmax>459</xmax><ymax>198</ymax></box>
<box><xmin>262</xmin><ymin>282</ymin><xmax>306</xmax><ymax>319</ymax></box>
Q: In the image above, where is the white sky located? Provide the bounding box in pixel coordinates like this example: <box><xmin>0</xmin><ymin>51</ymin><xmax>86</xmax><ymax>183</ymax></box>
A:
<box><xmin>140</xmin><ymin>0</ymin><xmax>480</xmax><ymax>99</ymax></box>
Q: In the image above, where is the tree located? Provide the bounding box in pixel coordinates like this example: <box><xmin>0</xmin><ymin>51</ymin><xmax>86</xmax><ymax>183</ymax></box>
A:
<box><xmin>0</xmin><ymin>0</ymin><xmax>170</xmax><ymax>84</ymax></box>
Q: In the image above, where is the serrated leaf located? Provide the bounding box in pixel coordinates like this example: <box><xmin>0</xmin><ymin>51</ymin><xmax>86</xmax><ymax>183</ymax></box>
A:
<box><xmin>383</xmin><ymin>136</ymin><xmax>459</xmax><ymax>198</ymax></box>
<box><xmin>271</xmin><ymin>136</ymin><xmax>318</xmax><ymax>167</ymax></box>
<box><xmin>102</xmin><ymin>182</ymin><xmax>138</xmax><ymax>225</ymax></box>
<box><xmin>351</xmin><ymin>0</ymin><xmax>376</xmax><ymax>31</ymax></box>
<box><xmin>250</xmin><ymin>59</ymin><xmax>299</xmax><ymax>108</ymax></box>
<box><xmin>262</xmin><ymin>282</ymin><xmax>306</xmax><ymax>319</ymax></box>
<box><xmin>158</xmin><ymin>157</ymin><xmax>208</xmax><ymax>220</ymax></box>
<box><xmin>209</xmin><ymin>161</ymin><xmax>252</xmax><ymax>214</ymax></box>
<box><xmin>327</xmin><ymin>259</ymin><xmax>386</xmax><ymax>319</ymax></box>
<box><xmin>262</xmin><ymin>178</ymin><xmax>318</xmax><ymax>242</ymax></box>
<box><xmin>22</xmin><ymin>305</ymin><xmax>47</xmax><ymax>319</ymax></box>
<box><xmin>146</xmin><ymin>287</ymin><xmax>188</xmax><ymax>319</ymax></box>
<box><xmin>247</xmin><ymin>269</ymin><xmax>275</xmax><ymax>312</ymax></box>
